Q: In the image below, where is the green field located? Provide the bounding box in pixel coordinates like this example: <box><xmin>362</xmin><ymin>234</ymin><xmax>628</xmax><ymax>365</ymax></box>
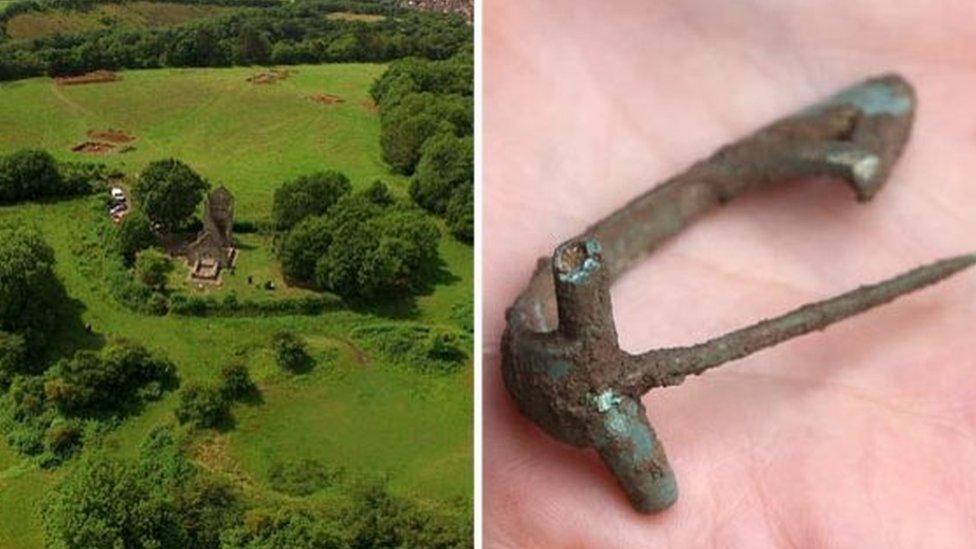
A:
<box><xmin>3</xmin><ymin>2</ymin><xmax>239</xmax><ymax>40</ymax></box>
<box><xmin>0</xmin><ymin>65</ymin><xmax>472</xmax><ymax>547</ymax></box>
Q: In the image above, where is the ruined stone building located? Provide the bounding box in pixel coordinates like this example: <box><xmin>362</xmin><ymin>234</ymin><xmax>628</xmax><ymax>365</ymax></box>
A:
<box><xmin>187</xmin><ymin>186</ymin><xmax>237</xmax><ymax>280</ymax></box>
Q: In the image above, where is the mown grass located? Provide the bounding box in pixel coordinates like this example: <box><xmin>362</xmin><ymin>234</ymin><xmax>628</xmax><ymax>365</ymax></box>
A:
<box><xmin>4</xmin><ymin>2</ymin><xmax>239</xmax><ymax>40</ymax></box>
<box><xmin>326</xmin><ymin>11</ymin><xmax>386</xmax><ymax>22</ymax></box>
<box><xmin>0</xmin><ymin>65</ymin><xmax>472</xmax><ymax>547</ymax></box>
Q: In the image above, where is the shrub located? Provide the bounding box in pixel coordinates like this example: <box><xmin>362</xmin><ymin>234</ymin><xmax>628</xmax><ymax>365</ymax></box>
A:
<box><xmin>352</xmin><ymin>324</ymin><xmax>468</xmax><ymax>374</ymax></box>
<box><xmin>0</xmin><ymin>149</ymin><xmax>62</xmax><ymax>202</ymax></box>
<box><xmin>133</xmin><ymin>248</ymin><xmax>174</xmax><ymax>291</ymax></box>
<box><xmin>271</xmin><ymin>170</ymin><xmax>352</xmax><ymax>230</ymax></box>
<box><xmin>268</xmin><ymin>459</ymin><xmax>340</xmax><ymax>496</ymax></box>
<box><xmin>44</xmin><ymin>340</ymin><xmax>176</xmax><ymax>415</ymax></box>
<box><xmin>113</xmin><ymin>212</ymin><xmax>155</xmax><ymax>266</ymax></box>
<box><xmin>44</xmin><ymin>419</ymin><xmax>83</xmax><ymax>459</ymax></box>
<box><xmin>174</xmin><ymin>383</ymin><xmax>228</xmax><ymax>429</ymax></box>
<box><xmin>219</xmin><ymin>362</ymin><xmax>255</xmax><ymax>400</ymax></box>
<box><xmin>0</xmin><ymin>331</ymin><xmax>27</xmax><ymax>388</ymax></box>
<box><xmin>362</xmin><ymin>179</ymin><xmax>394</xmax><ymax>206</ymax></box>
<box><xmin>132</xmin><ymin>159</ymin><xmax>210</xmax><ymax>232</ymax></box>
<box><xmin>271</xmin><ymin>331</ymin><xmax>310</xmax><ymax>372</ymax></box>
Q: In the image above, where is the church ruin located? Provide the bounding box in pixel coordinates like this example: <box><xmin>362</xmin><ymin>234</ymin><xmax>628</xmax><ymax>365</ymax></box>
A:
<box><xmin>186</xmin><ymin>186</ymin><xmax>237</xmax><ymax>282</ymax></box>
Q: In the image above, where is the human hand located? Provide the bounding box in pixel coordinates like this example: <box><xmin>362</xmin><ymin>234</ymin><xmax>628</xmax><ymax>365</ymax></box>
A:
<box><xmin>484</xmin><ymin>1</ymin><xmax>976</xmax><ymax>546</ymax></box>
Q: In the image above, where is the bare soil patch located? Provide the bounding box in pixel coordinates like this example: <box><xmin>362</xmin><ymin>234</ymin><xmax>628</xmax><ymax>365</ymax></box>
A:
<box><xmin>71</xmin><ymin>141</ymin><xmax>116</xmax><ymax>154</ymax></box>
<box><xmin>246</xmin><ymin>68</ymin><xmax>294</xmax><ymax>85</ymax></box>
<box><xmin>87</xmin><ymin>129</ymin><xmax>136</xmax><ymax>143</ymax></box>
<box><xmin>360</xmin><ymin>98</ymin><xmax>379</xmax><ymax>113</ymax></box>
<box><xmin>309</xmin><ymin>93</ymin><xmax>345</xmax><ymax>105</ymax></box>
<box><xmin>54</xmin><ymin>70</ymin><xmax>120</xmax><ymax>86</ymax></box>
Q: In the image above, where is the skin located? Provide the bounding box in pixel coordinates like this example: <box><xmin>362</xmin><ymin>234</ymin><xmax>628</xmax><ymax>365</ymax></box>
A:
<box><xmin>484</xmin><ymin>1</ymin><xmax>976</xmax><ymax>546</ymax></box>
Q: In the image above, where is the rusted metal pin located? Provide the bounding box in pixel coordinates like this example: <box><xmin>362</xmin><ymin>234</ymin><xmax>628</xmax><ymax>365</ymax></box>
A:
<box><xmin>501</xmin><ymin>74</ymin><xmax>976</xmax><ymax>513</ymax></box>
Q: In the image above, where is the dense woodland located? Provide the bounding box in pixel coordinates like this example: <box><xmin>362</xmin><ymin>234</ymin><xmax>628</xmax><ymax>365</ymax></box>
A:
<box><xmin>0</xmin><ymin>0</ymin><xmax>470</xmax><ymax>80</ymax></box>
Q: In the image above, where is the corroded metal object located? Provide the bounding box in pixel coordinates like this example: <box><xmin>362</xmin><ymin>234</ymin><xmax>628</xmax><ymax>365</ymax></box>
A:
<box><xmin>501</xmin><ymin>74</ymin><xmax>976</xmax><ymax>513</ymax></box>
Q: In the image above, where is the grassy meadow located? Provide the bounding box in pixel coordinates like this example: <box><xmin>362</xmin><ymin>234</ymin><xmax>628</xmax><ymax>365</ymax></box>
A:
<box><xmin>3</xmin><ymin>1</ymin><xmax>240</xmax><ymax>40</ymax></box>
<box><xmin>0</xmin><ymin>65</ymin><xmax>472</xmax><ymax>547</ymax></box>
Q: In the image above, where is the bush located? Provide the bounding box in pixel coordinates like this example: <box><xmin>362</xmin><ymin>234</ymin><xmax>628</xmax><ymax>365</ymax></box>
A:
<box><xmin>174</xmin><ymin>383</ymin><xmax>228</xmax><ymax>429</ymax></box>
<box><xmin>268</xmin><ymin>459</ymin><xmax>340</xmax><ymax>496</ymax></box>
<box><xmin>219</xmin><ymin>362</ymin><xmax>255</xmax><ymax>400</ymax></box>
<box><xmin>271</xmin><ymin>331</ymin><xmax>310</xmax><ymax>372</ymax></box>
<box><xmin>113</xmin><ymin>212</ymin><xmax>155</xmax><ymax>266</ymax></box>
<box><xmin>132</xmin><ymin>159</ymin><xmax>210</xmax><ymax>232</ymax></box>
<box><xmin>0</xmin><ymin>149</ymin><xmax>62</xmax><ymax>202</ymax></box>
<box><xmin>44</xmin><ymin>419</ymin><xmax>83</xmax><ymax>459</ymax></box>
<box><xmin>0</xmin><ymin>331</ymin><xmax>27</xmax><ymax>388</ymax></box>
<box><xmin>44</xmin><ymin>339</ymin><xmax>176</xmax><ymax>415</ymax></box>
<box><xmin>362</xmin><ymin>179</ymin><xmax>393</xmax><ymax>206</ymax></box>
<box><xmin>352</xmin><ymin>324</ymin><xmax>468</xmax><ymax>374</ymax></box>
<box><xmin>271</xmin><ymin>170</ymin><xmax>352</xmax><ymax>230</ymax></box>
<box><xmin>133</xmin><ymin>248</ymin><xmax>174</xmax><ymax>291</ymax></box>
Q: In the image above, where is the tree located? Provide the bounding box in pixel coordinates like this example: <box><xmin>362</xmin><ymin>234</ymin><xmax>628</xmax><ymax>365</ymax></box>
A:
<box><xmin>0</xmin><ymin>224</ymin><xmax>59</xmax><ymax>354</ymax></box>
<box><xmin>279</xmin><ymin>195</ymin><xmax>441</xmax><ymax>299</ymax></box>
<box><xmin>271</xmin><ymin>331</ymin><xmax>310</xmax><ymax>372</ymax></box>
<box><xmin>363</xmin><ymin>180</ymin><xmax>394</xmax><ymax>206</ymax></box>
<box><xmin>45</xmin><ymin>427</ymin><xmax>240</xmax><ymax>548</ymax></box>
<box><xmin>43</xmin><ymin>452</ymin><xmax>187</xmax><ymax>549</ymax></box>
<box><xmin>174</xmin><ymin>383</ymin><xmax>228</xmax><ymax>429</ymax></box>
<box><xmin>235</xmin><ymin>24</ymin><xmax>272</xmax><ymax>65</ymax></box>
<box><xmin>133</xmin><ymin>248</ymin><xmax>174</xmax><ymax>291</ymax></box>
<box><xmin>380</xmin><ymin>92</ymin><xmax>472</xmax><ymax>174</ymax></box>
<box><xmin>445</xmin><ymin>182</ymin><xmax>473</xmax><ymax>243</ymax></box>
<box><xmin>44</xmin><ymin>340</ymin><xmax>175</xmax><ymax>414</ymax></box>
<box><xmin>271</xmin><ymin>170</ymin><xmax>352</xmax><ymax>230</ymax></box>
<box><xmin>411</xmin><ymin>132</ymin><xmax>473</xmax><ymax>214</ymax></box>
<box><xmin>113</xmin><ymin>212</ymin><xmax>156</xmax><ymax>266</ymax></box>
<box><xmin>219</xmin><ymin>362</ymin><xmax>255</xmax><ymax>400</ymax></box>
<box><xmin>132</xmin><ymin>159</ymin><xmax>209</xmax><ymax>233</ymax></box>
<box><xmin>280</xmin><ymin>215</ymin><xmax>334</xmax><ymax>283</ymax></box>
<box><xmin>0</xmin><ymin>149</ymin><xmax>62</xmax><ymax>202</ymax></box>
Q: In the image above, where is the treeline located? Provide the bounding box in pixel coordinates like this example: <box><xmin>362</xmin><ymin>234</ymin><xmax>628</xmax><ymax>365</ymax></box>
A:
<box><xmin>0</xmin><ymin>148</ymin><xmax>111</xmax><ymax>203</ymax></box>
<box><xmin>0</xmin><ymin>0</ymin><xmax>470</xmax><ymax>81</ymax></box>
<box><xmin>44</xmin><ymin>426</ymin><xmax>473</xmax><ymax>548</ymax></box>
<box><xmin>372</xmin><ymin>53</ymin><xmax>473</xmax><ymax>242</ymax></box>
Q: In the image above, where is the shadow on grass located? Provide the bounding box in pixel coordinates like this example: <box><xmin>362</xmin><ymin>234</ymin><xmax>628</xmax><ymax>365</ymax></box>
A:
<box><xmin>237</xmin><ymin>386</ymin><xmax>265</xmax><ymax>407</ymax></box>
<box><xmin>44</xmin><ymin>286</ymin><xmax>106</xmax><ymax>366</ymax></box>
<box><xmin>346</xmin><ymin>255</ymin><xmax>462</xmax><ymax>320</ymax></box>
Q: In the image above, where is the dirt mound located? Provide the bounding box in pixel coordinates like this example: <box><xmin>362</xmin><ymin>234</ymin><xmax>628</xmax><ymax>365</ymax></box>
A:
<box><xmin>246</xmin><ymin>68</ymin><xmax>293</xmax><ymax>85</ymax></box>
<box><xmin>309</xmin><ymin>93</ymin><xmax>345</xmax><ymax>105</ymax></box>
<box><xmin>71</xmin><ymin>141</ymin><xmax>116</xmax><ymax>154</ymax></box>
<box><xmin>54</xmin><ymin>70</ymin><xmax>120</xmax><ymax>86</ymax></box>
<box><xmin>87</xmin><ymin>129</ymin><xmax>136</xmax><ymax>143</ymax></box>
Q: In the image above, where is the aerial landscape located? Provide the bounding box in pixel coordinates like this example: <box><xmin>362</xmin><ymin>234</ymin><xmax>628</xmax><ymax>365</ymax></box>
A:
<box><xmin>0</xmin><ymin>0</ymin><xmax>473</xmax><ymax>547</ymax></box>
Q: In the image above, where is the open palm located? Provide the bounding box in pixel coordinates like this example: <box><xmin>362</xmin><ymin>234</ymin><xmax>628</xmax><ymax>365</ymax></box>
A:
<box><xmin>484</xmin><ymin>1</ymin><xmax>976</xmax><ymax>546</ymax></box>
